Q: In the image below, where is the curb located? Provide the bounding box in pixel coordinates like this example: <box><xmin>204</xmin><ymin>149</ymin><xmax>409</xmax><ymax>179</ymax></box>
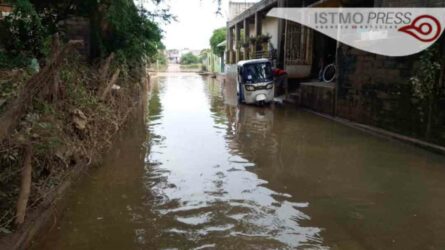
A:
<box><xmin>302</xmin><ymin>108</ymin><xmax>445</xmax><ymax>155</ymax></box>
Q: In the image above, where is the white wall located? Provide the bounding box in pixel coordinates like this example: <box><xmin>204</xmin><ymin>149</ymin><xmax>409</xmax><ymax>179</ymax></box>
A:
<box><xmin>248</xmin><ymin>23</ymin><xmax>255</xmax><ymax>38</ymax></box>
<box><xmin>261</xmin><ymin>17</ymin><xmax>279</xmax><ymax>50</ymax></box>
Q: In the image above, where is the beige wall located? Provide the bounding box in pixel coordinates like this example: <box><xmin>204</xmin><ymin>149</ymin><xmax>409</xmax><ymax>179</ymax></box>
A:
<box><xmin>261</xmin><ymin>17</ymin><xmax>279</xmax><ymax>49</ymax></box>
<box><xmin>245</xmin><ymin>17</ymin><xmax>279</xmax><ymax>46</ymax></box>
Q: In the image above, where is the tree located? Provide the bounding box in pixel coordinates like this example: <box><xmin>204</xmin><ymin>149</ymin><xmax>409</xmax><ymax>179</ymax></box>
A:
<box><xmin>180</xmin><ymin>52</ymin><xmax>199</xmax><ymax>65</ymax></box>
<box><xmin>105</xmin><ymin>0</ymin><xmax>163</xmax><ymax>64</ymax></box>
<box><xmin>1</xmin><ymin>0</ymin><xmax>223</xmax><ymax>66</ymax></box>
<box><xmin>2</xmin><ymin>0</ymin><xmax>167</xmax><ymax>66</ymax></box>
<box><xmin>210</xmin><ymin>27</ymin><xmax>226</xmax><ymax>56</ymax></box>
<box><xmin>3</xmin><ymin>0</ymin><xmax>47</xmax><ymax>61</ymax></box>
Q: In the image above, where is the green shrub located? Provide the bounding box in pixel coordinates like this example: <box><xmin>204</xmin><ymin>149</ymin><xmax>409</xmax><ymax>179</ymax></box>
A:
<box><xmin>3</xmin><ymin>0</ymin><xmax>48</xmax><ymax>61</ymax></box>
<box><xmin>180</xmin><ymin>52</ymin><xmax>199</xmax><ymax>65</ymax></box>
<box><xmin>0</xmin><ymin>51</ymin><xmax>30</xmax><ymax>69</ymax></box>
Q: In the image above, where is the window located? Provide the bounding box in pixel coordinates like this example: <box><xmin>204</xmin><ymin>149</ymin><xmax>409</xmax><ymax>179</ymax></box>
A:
<box><xmin>285</xmin><ymin>21</ymin><xmax>313</xmax><ymax>65</ymax></box>
<box><xmin>242</xmin><ymin>63</ymin><xmax>273</xmax><ymax>83</ymax></box>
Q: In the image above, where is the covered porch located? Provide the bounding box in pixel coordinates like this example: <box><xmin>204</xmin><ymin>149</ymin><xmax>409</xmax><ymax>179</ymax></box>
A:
<box><xmin>226</xmin><ymin>0</ymin><xmax>282</xmax><ymax>66</ymax></box>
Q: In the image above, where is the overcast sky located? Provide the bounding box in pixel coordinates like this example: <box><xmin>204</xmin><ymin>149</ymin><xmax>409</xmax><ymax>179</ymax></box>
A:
<box><xmin>142</xmin><ymin>0</ymin><xmax>259</xmax><ymax>50</ymax></box>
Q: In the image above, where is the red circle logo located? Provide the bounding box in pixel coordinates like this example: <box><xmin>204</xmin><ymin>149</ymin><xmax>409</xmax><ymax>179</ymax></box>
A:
<box><xmin>399</xmin><ymin>15</ymin><xmax>442</xmax><ymax>42</ymax></box>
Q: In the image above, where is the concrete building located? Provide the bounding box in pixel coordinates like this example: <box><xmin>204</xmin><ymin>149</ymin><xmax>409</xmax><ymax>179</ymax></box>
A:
<box><xmin>226</xmin><ymin>0</ymin><xmax>445</xmax><ymax>146</ymax></box>
<box><xmin>228</xmin><ymin>1</ymin><xmax>256</xmax><ymax>21</ymax></box>
<box><xmin>167</xmin><ymin>49</ymin><xmax>202</xmax><ymax>64</ymax></box>
<box><xmin>225</xmin><ymin>0</ymin><xmax>313</xmax><ymax>79</ymax></box>
<box><xmin>167</xmin><ymin>49</ymin><xmax>180</xmax><ymax>63</ymax></box>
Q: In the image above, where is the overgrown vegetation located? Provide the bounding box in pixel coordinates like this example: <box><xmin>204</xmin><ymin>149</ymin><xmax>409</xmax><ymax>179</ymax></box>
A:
<box><xmin>0</xmin><ymin>48</ymin><xmax>145</xmax><ymax>233</ymax></box>
<box><xmin>410</xmin><ymin>45</ymin><xmax>444</xmax><ymax>139</ymax></box>
<box><xmin>3</xmin><ymin>0</ymin><xmax>48</xmax><ymax>61</ymax></box>
<box><xmin>104</xmin><ymin>0</ymin><xmax>163</xmax><ymax>64</ymax></box>
<box><xmin>0</xmin><ymin>0</ymin><xmax>168</xmax><ymax>237</ymax></box>
<box><xmin>0</xmin><ymin>0</ymin><xmax>166</xmax><ymax>69</ymax></box>
<box><xmin>0</xmin><ymin>0</ymin><xmax>225</xmax><ymax>240</ymax></box>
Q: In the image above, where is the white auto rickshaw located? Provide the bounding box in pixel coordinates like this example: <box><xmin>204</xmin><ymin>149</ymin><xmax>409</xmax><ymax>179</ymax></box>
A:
<box><xmin>236</xmin><ymin>59</ymin><xmax>274</xmax><ymax>104</ymax></box>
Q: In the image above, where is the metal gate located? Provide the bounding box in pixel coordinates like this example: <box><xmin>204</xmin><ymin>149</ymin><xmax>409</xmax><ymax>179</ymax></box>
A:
<box><xmin>284</xmin><ymin>20</ymin><xmax>313</xmax><ymax>66</ymax></box>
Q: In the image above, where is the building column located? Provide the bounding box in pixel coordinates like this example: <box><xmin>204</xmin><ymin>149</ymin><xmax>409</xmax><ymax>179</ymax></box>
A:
<box><xmin>243</xmin><ymin>19</ymin><xmax>250</xmax><ymax>39</ymax></box>
<box><xmin>227</xmin><ymin>25</ymin><xmax>233</xmax><ymax>64</ymax></box>
<box><xmin>244</xmin><ymin>19</ymin><xmax>250</xmax><ymax>60</ymax></box>
<box><xmin>235</xmin><ymin>22</ymin><xmax>241</xmax><ymax>62</ymax></box>
<box><xmin>254</xmin><ymin>12</ymin><xmax>262</xmax><ymax>37</ymax></box>
<box><xmin>277</xmin><ymin>0</ymin><xmax>286</xmax><ymax>68</ymax></box>
<box><xmin>254</xmin><ymin>12</ymin><xmax>262</xmax><ymax>58</ymax></box>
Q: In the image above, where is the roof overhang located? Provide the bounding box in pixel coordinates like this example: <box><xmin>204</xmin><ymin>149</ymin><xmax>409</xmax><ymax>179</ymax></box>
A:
<box><xmin>228</xmin><ymin>0</ymin><xmax>278</xmax><ymax>28</ymax></box>
<box><xmin>307</xmin><ymin>0</ymin><xmax>341</xmax><ymax>7</ymax></box>
<box><xmin>237</xmin><ymin>58</ymin><xmax>271</xmax><ymax>66</ymax></box>
<box><xmin>217</xmin><ymin>40</ymin><xmax>227</xmax><ymax>47</ymax></box>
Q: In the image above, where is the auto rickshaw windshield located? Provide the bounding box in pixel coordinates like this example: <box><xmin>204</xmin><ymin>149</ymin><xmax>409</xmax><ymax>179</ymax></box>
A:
<box><xmin>242</xmin><ymin>63</ymin><xmax>273</xmax><ymax>83</ymax></box>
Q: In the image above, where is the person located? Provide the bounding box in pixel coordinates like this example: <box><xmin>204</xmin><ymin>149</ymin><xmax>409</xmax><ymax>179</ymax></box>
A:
<box><xmin>272</xmin><ymin>67</ymin><xmax>288</xmax><ymax>98</ymax></box>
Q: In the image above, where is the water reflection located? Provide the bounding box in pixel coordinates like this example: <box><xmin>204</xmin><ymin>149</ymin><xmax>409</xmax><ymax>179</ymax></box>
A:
<box><xmin>34</xmin><ymin>74</ymin><xmax>445</xmax><ymax>250</ymax></box>
<box><xmin>205</xmin><ymin>78</ymin><xmax>445</xmax><ymax>249</ymax></box>
<box><xmin>144</xmin><ymin>75</ymin><xmax>326</xmax><ymax>249</ymax></box>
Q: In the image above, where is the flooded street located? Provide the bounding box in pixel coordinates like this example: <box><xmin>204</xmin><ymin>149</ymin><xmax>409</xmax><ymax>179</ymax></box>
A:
<box><xmin>36</xmin><ymin>74</ymin><xmax>445</xmax><ymax>250</ymax></box>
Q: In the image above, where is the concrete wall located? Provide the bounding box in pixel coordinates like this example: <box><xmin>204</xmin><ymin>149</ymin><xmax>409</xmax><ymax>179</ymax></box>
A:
<box><xmin>336</xmin><ymin>48</ymin><xmax>422</xmax><ymax>134</ymax></box>
<box><xmin>300</xmin><ymin>85</ymin><xmax>335</xmax><ymax>116</ymax></box>
<box><xmin>204</xmin><ymin>52</ymin><xmax>223</xmax><ymax>74</ymax></box>
<box><xmin>333</xmin><ymin>0</ymin><xmax>445</xmax><ymax>145</ymax></box>
<box><xmin>225</xmin><ymin>64</ymin><xmax>238</xmax><ymax>84</ymax></box>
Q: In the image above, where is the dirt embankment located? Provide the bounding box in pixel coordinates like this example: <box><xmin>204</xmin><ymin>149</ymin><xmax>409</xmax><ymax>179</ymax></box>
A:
<box><xmin>0</xmin><ymin>41</ymin><xmax>150</xmax><ymax>249</ymax></box>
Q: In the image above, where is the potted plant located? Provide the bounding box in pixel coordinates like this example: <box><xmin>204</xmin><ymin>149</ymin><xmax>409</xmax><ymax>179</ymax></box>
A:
<box><xmin>236</xmin><ymin>41</ymin><xmax>242</xmax><ymax>50</ymax></box>
<box><xmin>249</xmin><ymin>37</ymin><xmax>257</xmax><ymax>45</ymax></box>
<box><xmin>257</xmin><ymin>34</ymin><xmax>271</xmax><ymax>44</ymax></box>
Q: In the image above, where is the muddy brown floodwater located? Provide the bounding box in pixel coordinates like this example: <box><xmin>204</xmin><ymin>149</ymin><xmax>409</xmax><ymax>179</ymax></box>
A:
<box><xmin>34</xmin><ymin>74</ymin><xmax>445</xmax><ymax>250</ymax></box>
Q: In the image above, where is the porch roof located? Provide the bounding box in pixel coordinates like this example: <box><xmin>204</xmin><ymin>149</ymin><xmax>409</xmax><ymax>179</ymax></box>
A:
<box><xmin>307</xmin><ymin>0</ymin><xmax>341</xmax><ymax>7</ymax></box>
<box><xmin>217</xmin><ymin>40</ymin><xmax>227</xmax><ymax>47</ymax></box>
<box><xmin>228</xmin><ymin>0</ymin><xmax>278</xmax><ymax>28</ymax></box>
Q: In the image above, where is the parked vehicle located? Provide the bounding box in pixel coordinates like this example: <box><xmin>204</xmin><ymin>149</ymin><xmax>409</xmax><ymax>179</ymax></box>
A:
<box><xmin>236</xmin><ymin>59</ymin><xmax>274</xmax><ymax>104</ymax></box>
